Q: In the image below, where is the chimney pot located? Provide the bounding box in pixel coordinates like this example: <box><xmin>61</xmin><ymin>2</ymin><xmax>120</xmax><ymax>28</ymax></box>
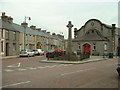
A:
<box><xmin>2</xmin><ymin>12</ymin><xmax>5</xmax><ymax>16</ymax></box>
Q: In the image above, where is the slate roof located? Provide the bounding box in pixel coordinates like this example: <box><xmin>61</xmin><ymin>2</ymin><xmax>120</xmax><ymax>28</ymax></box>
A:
<box><xmin>73</xmin><ymin>31</ymin><xmax>108</xmax><ymax>42</ymax></box>
<box><xmin>0</xmin><ymin>19</ymin><xmax>65</xmax><ymax>41</ymax></box>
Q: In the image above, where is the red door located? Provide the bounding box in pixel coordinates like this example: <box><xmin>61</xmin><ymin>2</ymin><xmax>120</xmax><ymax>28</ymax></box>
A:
<box><xmin>83</xmin><ymin>44</ymin><xmax>90</xmax><ymax>53</ymax></box>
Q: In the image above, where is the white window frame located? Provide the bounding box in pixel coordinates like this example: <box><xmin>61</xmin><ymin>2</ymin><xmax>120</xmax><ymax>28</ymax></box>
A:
<box><xmin>104</xmin><ymin>43</ymin><xmax>107</xmax><ymax>51</ymax></box>
<box><xmin>13</xmin><ymin>43</ymin><xmax>16</xmax><ymax>51</ymax></box>
<box><xmin>13</xmin><ymin>31</ymin><xmax>16</xmax><ymax>41</ymax></box>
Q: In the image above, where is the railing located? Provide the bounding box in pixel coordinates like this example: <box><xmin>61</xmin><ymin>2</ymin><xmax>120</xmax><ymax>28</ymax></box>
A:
<box><xmin>47</xmin><ymin>51</ymin><xmax>90</xmax><ymax>61</ymax></box>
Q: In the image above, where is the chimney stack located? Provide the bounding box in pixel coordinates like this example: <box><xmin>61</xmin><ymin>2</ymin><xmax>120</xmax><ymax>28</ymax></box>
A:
<box><xmin>47</xmin><ymin>32</ymin><xmax>50</xmax><ymax>34</ymax></box>
<box><xmin>36</xmin><ymin>28</ymin><xmax>41</xmax><ymax>31</ymax></box>
<box><xmin>7</xmin><ymin>16</ymin><xmax>13</xmax><ymax>23</ymax></box>
<box><xmin>41</xmin><ymin>30</ymin><xmax>46</xmax><ymax>33</ymax></box>
<box><xmin>1</xmin><ymin>13</ymin><xmax>13</xmax><ymax>23</ymax></box>
<box><xmin>52</xmin><ymin>33</ymin><xmax>56</xmax><ymax>35</ymax></box>
<box><xmin>30</xmin><ymin>25</ymin><xmax>36</xmax><ymax>30</ymax></box>
<box><xmin>21</xmin><ymin>22</ymin><xmax>28</xmax><ymax>27</ymax></box>
<box><xmin>57</xmin><ymin>34</ymin><xmax>64</xmax><ymax>38</ymax></box>
<box><xmin>112</xmin><ymin>24</ymin><xmax>116</xmax><ymax>36</ymax></box>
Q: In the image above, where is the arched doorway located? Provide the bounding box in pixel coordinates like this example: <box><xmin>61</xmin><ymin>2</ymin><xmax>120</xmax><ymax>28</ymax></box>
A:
<box><xmin>83</xmin><ymin>43</ymin><xmax>91</xmax><ymax>53</ymax></box>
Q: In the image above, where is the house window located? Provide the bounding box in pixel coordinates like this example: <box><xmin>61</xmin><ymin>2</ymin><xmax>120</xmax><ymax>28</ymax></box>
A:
<box><xmin>33</xmin><ymin>35</ymin><xmax>35</xmax><ymax>41</ymax></box>
<box><xmin>78</xmin><ymin>45</ymin><xmax>81</xmax><ymax>49</ymax></box>
<box><xmin>93</xmin><ymin>44</ymin><xmax>96</xmax><ymax>50</ymax></box>
<box><xmin>13</xmin><ymin>31</ymin><xmax>16</xmax><ymax>41</ymax></box>
<box><xmin>1</xmin><ymin>41</ymin><xmax>3</xmax><ymax>52</ymax></box>
<box><xmin>1</xmin><ymin>29</ymin><xmax>3</xmax><ymax>38</ymax></box>
<box><xmin>13</xmin><ymin>43</ymin><xmax>16</xmax><ymax>51</ymax></box>
<box><xmin>87</xmin><ymin>31</ymin><xmax>89</xmax><ymax>34</ymax></box>
<box><xmin>6</xmin><ymin>30</ymin><xmax>9</xmax><ymax>40</ymax></box>
<box><xmin>104</xmin><ymin>43</ymin><xmax>107</xmax><ymax>51</ymax></box>
<box><xmin>92</xmin><ymin>30</ymin><xmax>94</xmax><ymax>33</ymax></box>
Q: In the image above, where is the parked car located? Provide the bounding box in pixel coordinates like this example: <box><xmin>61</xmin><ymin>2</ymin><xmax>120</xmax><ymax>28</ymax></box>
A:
<box><xmin>19</xmin><ymin>49</ymin><xmax>35</xmax><ymax>57</ymax></box>
<box><xmin>37</xmin><ymin>49</ymin><xmax>45</xmax><ymax>55</ymax></box>
<box><xmin>46</xmin><ymin>50</ymin><xmax>55</xmax><ymax>58</ymax></box>
<box><xmin>46</xmin><ymin>49</ymin><xmax>63</xmax><ymax>58</ymax></box>
<box><xmin>117</xmin><ymin>63</ymin><xmax>120</xmax><ymax>76</ymax></box>
<box><xmin>32</xmin><ymin>49</ymin><xmax>39</xmax><ymax>55</ymax></box>
<box><xmin>54</xmin><ymin>48</ymin><xmax>63</xmax><ymax>56</ymax></box>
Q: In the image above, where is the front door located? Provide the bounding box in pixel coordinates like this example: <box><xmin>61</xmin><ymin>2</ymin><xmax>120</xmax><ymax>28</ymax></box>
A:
<box><xmin>6</xmin><ymin>43</ymin><xmax>9</xmax><ymax>56</ymax></box>
<box><xmin>83</xmin><ymin>44</ymin><xmax>91</xmax><ymax>53</ymax></box>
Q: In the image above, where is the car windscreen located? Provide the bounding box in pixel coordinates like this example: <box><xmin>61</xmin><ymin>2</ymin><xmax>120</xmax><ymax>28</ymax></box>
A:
<box><xmin>21</xmin><ymin>50</ymin><xmax>26</xmax><ymax>52</ymax></box>
<box><xmin>33</xmin><ymin>50</ymin><xmax>37</xmax><ymax>51</ymax></box>
<box><xmin>48</xmin><ymin>50</ymin><xmax>55</xmax><ymax>52</ymax></box>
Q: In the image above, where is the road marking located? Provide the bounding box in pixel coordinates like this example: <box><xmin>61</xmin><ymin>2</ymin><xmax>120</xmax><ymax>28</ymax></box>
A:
<box><xmin>4</xmin><ymin>64</ymin><xmax>73</xmax><ymax>72</ymax></box>
<box><xmin>37</xmin><ymin>64</ymin><xmax>65</xmax><ymax>69</ymax></box>
<box><xmin>61</xmin><ymin>68</ymin><xmax>95</xmax><ymax>76</ymax></box>
<box><xmin>18</xmin><ymin>69</ymin><xmax>27</xmax><ymax>71</ymax></box>
<box><xmin>56</xmin><ymin>64</ymin><xmax>65</xmax><ymax>67</ymax></box>
<box><xmin>37</xmin><ymin>67</ymin><xmax>46</xmax><ymax>69</ymax></box>
<box><xmin>37</xmin><ymin>65</ymin><xmax>57</xmax><ymax>69</ymax></box>
<box><xmin>7</xmin><ymin>63</ymin><xmax>21</xmax><ymax>68</ymax></box>
<box><xmin>44</xmin><ymin>65</ymin><xmax>58</xmax><ymax>68</ymax></box>
<box><xmin>1</xmin><ymin>81</ymin><xmax>31</xmax><ymax>88</ymax></box>
<box><xmin>63</xmin><ymin>65</ymin><xmax>69</xmax><ymax>66</ymax></box>
<box><xmin>29</xmin><ymin>68</ymin><xmax>37</xmax><ymax>70</ymax></box>
<box><xmin>47</xmin><ymin>65</ymin><xmax>57</xmax><ymax>68</ymax></box>
<box><xmin>4</xmin><ymin>69</ymin><xmax>15</xmax><ymax>72</ymax></box>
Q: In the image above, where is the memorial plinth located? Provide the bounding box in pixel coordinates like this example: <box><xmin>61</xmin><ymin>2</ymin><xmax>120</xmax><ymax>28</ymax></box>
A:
<box><xmin>53</xmin><ymin>21</ymin><xmax>80</xmax><ymax>61</ymax></box>
<box><xmin>47</xmin><ymin>21</ymin><xmax>90</xmax><ymax>61</ymax></box>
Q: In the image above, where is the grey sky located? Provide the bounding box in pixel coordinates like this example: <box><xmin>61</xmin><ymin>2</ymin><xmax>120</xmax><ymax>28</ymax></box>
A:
<box><xmin>0</xmin><ymin>0</ymin><xmax>119</xmax><ymax>39</ymax></box>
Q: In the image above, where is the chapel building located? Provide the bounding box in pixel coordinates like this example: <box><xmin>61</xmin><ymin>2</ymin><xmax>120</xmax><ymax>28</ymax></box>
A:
<box><xmin>72</xmin><ymin>19</ymin><xmax>120</xmax><ymax>56</ymax></box>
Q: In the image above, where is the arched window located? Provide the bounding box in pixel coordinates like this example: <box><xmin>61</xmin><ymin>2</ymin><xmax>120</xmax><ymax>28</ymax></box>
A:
<box><xmin>93</xmin><ymin>44</ymin><xmax>96</xmax><ymax>50</ymax></box>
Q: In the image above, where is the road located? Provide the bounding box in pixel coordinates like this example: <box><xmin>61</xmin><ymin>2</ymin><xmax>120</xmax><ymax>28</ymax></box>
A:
<box><xmin>1</xmin><ymin>55</ymin><xmax>120</xmax><ymax>88</ymax></box>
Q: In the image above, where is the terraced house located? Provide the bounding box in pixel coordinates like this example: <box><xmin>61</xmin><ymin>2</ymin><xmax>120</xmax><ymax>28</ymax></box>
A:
<box><xmin>0</xmin><ymin>14</ymin><xmax>65</xmax><ymax>57</ymax></box>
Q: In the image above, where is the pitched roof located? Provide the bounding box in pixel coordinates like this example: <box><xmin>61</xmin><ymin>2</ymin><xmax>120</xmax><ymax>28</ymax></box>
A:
<box><xmin>0</xmin><ymin>19</ymin><xmax>65</xmax><ymax>41</ymax></box>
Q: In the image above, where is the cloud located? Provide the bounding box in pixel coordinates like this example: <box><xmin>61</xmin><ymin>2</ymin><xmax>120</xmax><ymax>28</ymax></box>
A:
<box><xmin>0</xmin><ymin>1</ymin><xmax>118</xmax><ymax>39</ymax></box>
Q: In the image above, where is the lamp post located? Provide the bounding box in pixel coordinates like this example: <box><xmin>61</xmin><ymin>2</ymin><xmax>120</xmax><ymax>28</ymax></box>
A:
<box><xmin>23</xmin><ymin>16</ymin><xmax>31</xmax><ymax>50</ymax></box>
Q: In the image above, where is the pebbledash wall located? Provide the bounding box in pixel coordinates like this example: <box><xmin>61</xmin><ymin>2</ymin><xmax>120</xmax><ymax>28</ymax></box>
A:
<box><xmin>72</xmin><ymin>19</ymin><xmax>120</xmax><ymax>56</ymax></box>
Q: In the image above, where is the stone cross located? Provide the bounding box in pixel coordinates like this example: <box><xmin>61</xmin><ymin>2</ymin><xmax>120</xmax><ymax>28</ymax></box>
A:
<box><xmin>66</xmin><ymin>21</ymin><xmax>73</xmax><ymax>59</ymax></box>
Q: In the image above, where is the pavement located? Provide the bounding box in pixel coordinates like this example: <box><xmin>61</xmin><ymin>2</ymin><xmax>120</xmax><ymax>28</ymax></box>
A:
<box><xmin>1</xmin><ymin>55</ymin><xmax>19</xmax><ymax>59</ymax></box>
<box><xmin>40</xmin><ymin>56</ymin><xmax>117</xmax><ymax>64</ymax></box>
